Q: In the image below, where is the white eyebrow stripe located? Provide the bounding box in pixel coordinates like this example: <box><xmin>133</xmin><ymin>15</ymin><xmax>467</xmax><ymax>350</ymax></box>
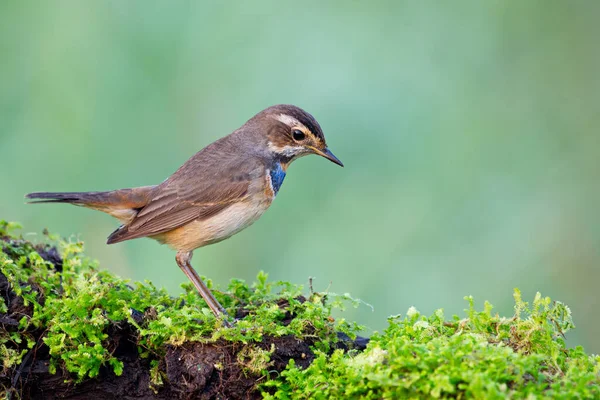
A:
<box><xmin>276</xmin><ymin>114</ymin><xmax>301</xmax><ymax>127</ymax></box>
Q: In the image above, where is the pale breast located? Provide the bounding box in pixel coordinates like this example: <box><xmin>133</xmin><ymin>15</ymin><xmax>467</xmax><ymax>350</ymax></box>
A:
<box><xmin>152</xmin><ymin>161</ymin><xmax>287</xmax><ymax>252</ymax></box>
<box><xmin>155</xmin><ymin>178</ymin><xmax>275</xmax><ymax>252</ymax></box>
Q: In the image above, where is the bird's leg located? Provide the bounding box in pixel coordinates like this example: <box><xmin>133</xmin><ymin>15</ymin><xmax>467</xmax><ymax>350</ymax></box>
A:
<box><xmin>175</xmin><ymin>251</ymin><xmax>230</xmax><ymax>323</ymax></box>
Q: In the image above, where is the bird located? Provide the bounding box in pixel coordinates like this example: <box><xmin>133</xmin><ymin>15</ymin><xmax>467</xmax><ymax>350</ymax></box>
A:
<box><xmin>26</xmin><ymin>104</ymin><xmax>343</xmax><ymax>322</ymax></box>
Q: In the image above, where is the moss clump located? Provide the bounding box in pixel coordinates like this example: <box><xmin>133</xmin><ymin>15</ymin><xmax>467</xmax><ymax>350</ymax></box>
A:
<box><xmin>0</xmin><ymin>221</ymin><xmax>361</xmax><ymax>398</ymax></box>
<box><xmin>1</xmin><ymin>220</ymin><xmax>599</xmax><ymax>399</ymax></box>
<box><xmin>263</xmin><ymin>294</ymin><xmax>600</xmax><ymax>399</ymax></box>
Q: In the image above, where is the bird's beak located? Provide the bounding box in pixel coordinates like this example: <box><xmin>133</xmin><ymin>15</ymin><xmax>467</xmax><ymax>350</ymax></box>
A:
<box><xmin>313</xmin><ymin>147</ymin><xmax>344</xmax><ymax>167</ymax></box>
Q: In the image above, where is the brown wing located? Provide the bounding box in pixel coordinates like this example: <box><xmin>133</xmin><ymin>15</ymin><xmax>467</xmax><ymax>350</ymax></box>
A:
<box><xmin>107</xmin><ymin>141</ymin><xmax>264</xmax><ymax>244</ymax></box>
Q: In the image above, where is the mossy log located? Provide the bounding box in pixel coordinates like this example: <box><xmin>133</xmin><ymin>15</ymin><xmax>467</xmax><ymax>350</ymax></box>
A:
<box><xmin>0</xmin><ymin>221</ymin><xmax>599</xmax><ymax>399</ymax></box>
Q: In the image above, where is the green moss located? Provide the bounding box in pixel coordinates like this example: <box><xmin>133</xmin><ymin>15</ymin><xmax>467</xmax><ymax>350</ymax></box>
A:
<box><xmin>263</xmin><ymin>292</ymin><xmax>600</xmax><ymax>399</ymax></box>
<box><xmin>1</xmin><ymin>220</ymin><xmax>599</xmax><ymax>399</ymax></box>
<box><xmin>0</xmin><ymin>220</ymin><xmax>358</xmax><ymax>386</ymax></box>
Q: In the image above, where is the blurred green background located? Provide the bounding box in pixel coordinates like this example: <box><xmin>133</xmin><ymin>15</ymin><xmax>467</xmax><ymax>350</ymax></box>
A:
<box><xmin>1</xmin><ymin>2</ymin><xmax>599</xmax><ymax>352</ymax></box>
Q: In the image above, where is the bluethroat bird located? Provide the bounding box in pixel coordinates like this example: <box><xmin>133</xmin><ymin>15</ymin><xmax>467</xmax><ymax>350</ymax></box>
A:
<box><xmin>26</xmin><ymin>104</ymin><xmax>343</xmax><ymax>321</ymax></box>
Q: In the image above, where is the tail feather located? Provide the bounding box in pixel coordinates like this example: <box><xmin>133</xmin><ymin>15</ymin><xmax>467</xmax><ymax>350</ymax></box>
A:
<box><xmin>26</xmin><ymin>186</ymin><xmax>156</xmax><ymax>225</ymax></box>
<box><xmin>26</xmin><ymin>192</ymin><xmax>100</xmax><ymax>204</ymax></box>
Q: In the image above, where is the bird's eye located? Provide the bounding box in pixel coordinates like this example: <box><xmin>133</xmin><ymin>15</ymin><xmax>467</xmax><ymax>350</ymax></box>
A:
<box><xmin>292</xmin><ymin>129</ymin><xmax>305</xmax><ymax>141</ymax></box>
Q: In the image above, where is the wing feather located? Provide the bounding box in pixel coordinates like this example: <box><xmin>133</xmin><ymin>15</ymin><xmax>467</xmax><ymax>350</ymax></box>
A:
<box><xmin>107</xmin><ymin>151</ymin><xmax>263</xmax><ymax>244</ymax></box>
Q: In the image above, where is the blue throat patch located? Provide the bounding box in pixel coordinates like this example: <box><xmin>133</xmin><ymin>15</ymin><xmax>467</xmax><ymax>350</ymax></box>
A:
<box><xmin>269</xmin><ymin>162</ymin><xmax>286</xmax><ymax>195</ymax></box>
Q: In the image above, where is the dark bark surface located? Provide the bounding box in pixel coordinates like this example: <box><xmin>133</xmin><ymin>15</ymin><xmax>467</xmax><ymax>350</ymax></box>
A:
<box><xmin>14</xmin><ymin>333</ymin><xmax>315</xmax><ymax>399</ymax></box>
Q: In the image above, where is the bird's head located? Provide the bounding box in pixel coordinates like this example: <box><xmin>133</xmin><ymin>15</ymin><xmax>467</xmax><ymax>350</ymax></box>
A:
<box><xmin>252</xmin><ymin>104</ymin><xmax>343</xmax><ymax>168</ymax></box>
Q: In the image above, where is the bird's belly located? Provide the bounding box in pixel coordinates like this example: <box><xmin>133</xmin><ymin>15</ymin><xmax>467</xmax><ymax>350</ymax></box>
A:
<box><xmin>203</xmin><ymin>200</ymin><xmax>270</xmax><ymax>244</ymax></box>
<box><xmin>156</xmin><ymin>199</ymin><xmax>271</xmax><ymax>252</ymax></box>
